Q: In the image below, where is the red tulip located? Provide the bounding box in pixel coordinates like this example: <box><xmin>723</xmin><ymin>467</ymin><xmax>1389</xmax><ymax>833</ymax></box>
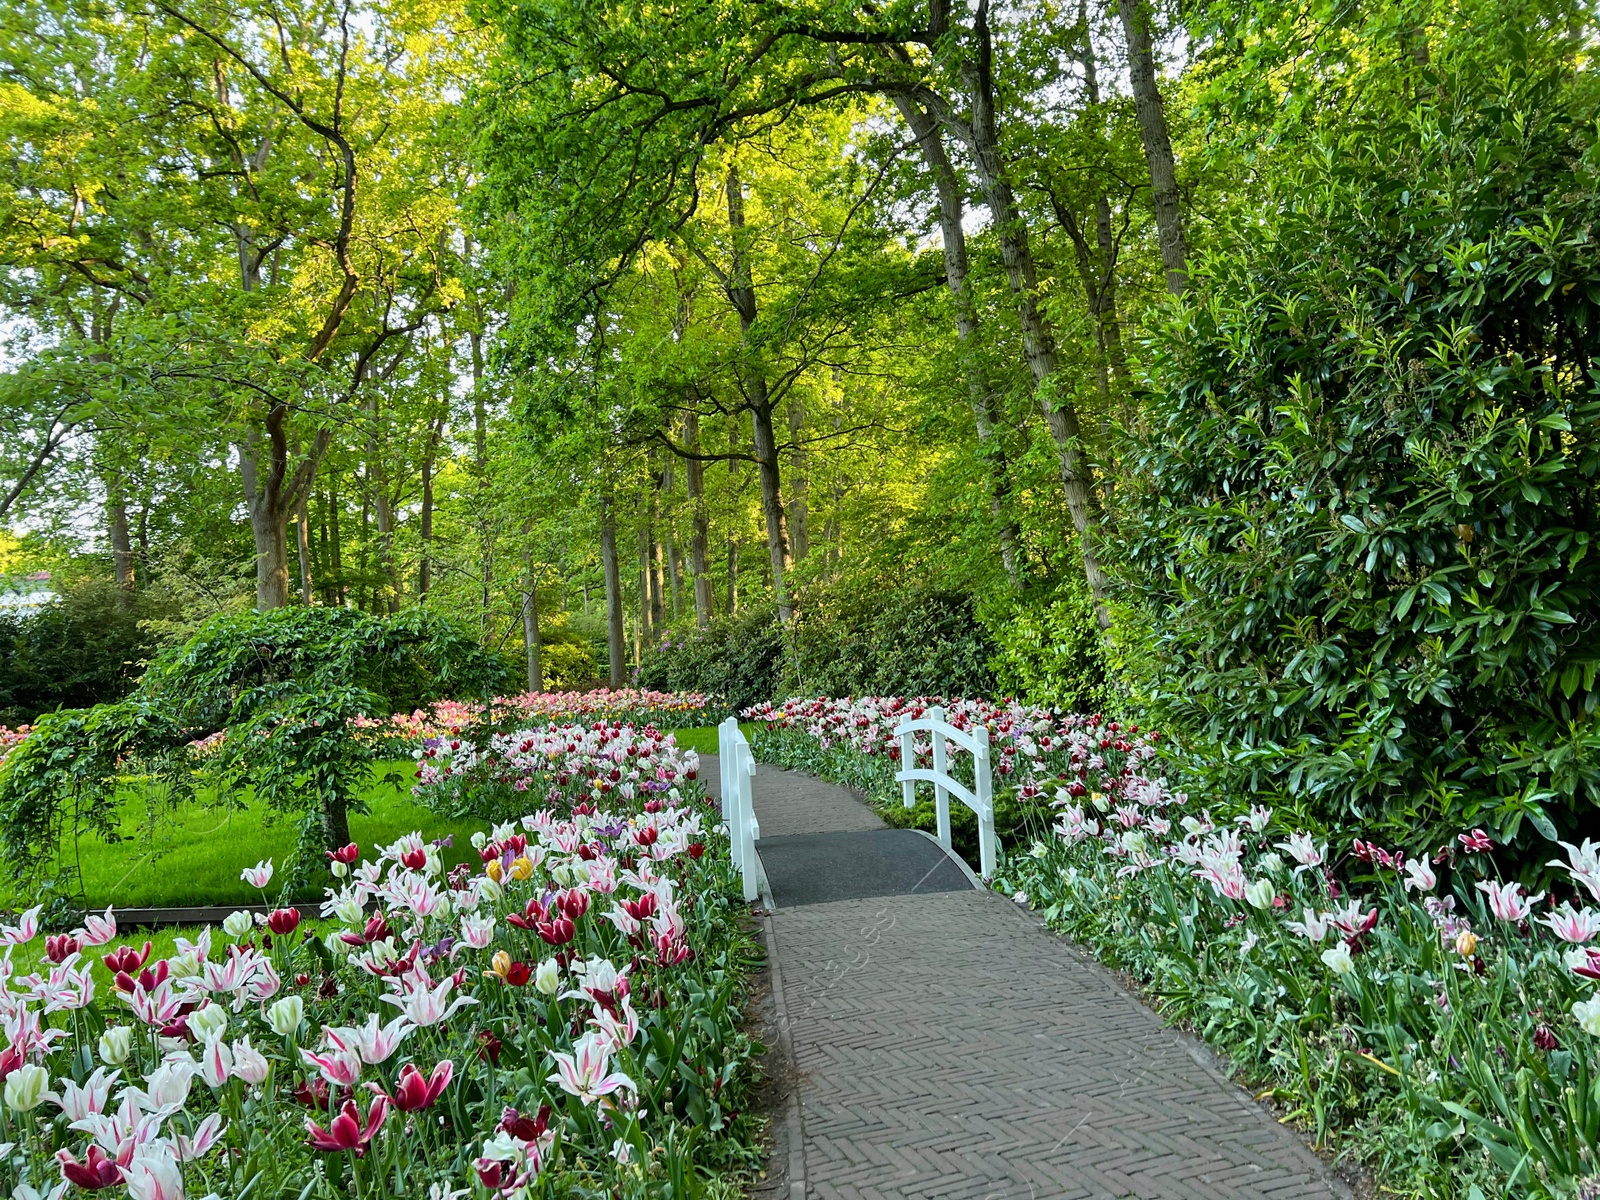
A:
<box><xmin>103</xmin><ymin>941</ymin><xmax>152</xmax><ymax>975</ymax></box>
<box><xmin>268</xmin><ymin>908</ymin><xmax>301</xmax><ymax>936</ymax></box>
<box><xmin>499</xmin><ymin>1104</ymin><xmax>551</xmax><ymax>1142</ymax></box>
<box><xmin>388</xmin><ymin>1060</ymin><xmax>453</xmax><ymax>1112</ymax></box>
<box><xmin>56</xmin><ymin>1146</ymin><xmax>122</xmax><ymax>1190</ymax></box>
<box><xmin>305</xmin><ymin>1096</ymin><xmax>388</xmax><ymax>1156</ymax></box>
<box><xmin>45</xmin><ymin>933</ymin><xmax>80</xmax><ymax>963</ymax></box>
<box><xmin>326</xmin><ymin>843</ymin><xmax>360</xmax><ymax>865</ymax></box>
<box><xmin>503</xmin><ymin>961</ymin><xmax>531</xmax><ymax>987</ymax></box>
<box><xmin>536</xmin><ymin>916</ymin><xmax>575</xmax><ymax>946</ymax></box>
<box><xmin>476</xmin><ymin>1030</ymin><xmax>503</xmax><ymax>1064</ymax></box>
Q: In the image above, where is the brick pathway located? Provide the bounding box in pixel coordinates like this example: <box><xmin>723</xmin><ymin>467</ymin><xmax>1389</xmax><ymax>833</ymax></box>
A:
<box><xmin>702</xmin><ymin>755</ymin><xmax>1345</xmax><ymax>1200</ymax></box>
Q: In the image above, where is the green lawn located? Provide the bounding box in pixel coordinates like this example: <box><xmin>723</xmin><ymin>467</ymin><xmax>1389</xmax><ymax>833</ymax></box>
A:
<box><xmin>10</xmin><ymin>727</ymin><xmax>730</xmax><ymax>911</ymax></box>
<box><xmin>14</xmin><ymin>760</ymin><xmax>487</xmax><ymax>910</ymax></box>
<box><xmin>667</xmin><ymin>723</ymin><xmax>754</xmax><ymax>756</ymax></box>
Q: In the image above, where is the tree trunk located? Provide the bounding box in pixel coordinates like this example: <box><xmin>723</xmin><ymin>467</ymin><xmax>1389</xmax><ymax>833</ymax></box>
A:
<box><xmin>322</xmin><ymin>793</ymin><xmax>351</xmax><ymax>858</ymax></box>
<box><xmin>522</xmin><ymin>554</ymin><xmax>543</xmax><ymax>692</ymax></box>
<box><xmin>962</xmin><ymin>0</ymin><xmax>1110</xmax><ymax>626</ymax></box>
<box><xmin>724</xmin><ymin>165</ymin><xmax>794</xmax><ymax>622</ymax></box>
<box><xmin>419</xmin><ymin>416</ymin><xmax>442</xmax><ymax>598</ymax></box>
<box><xmin>637</xmin><ymin>499</ymin><xmax>653</xmax><ymax>646</ymax></box>
<box><xmin>683</xmin><ymin>411</ymin><xmax>712</xmax><ymax>629</ymax></box>
<box><xmin>647</xmin><ymin>464</ymin><xmax>667</xmax><ymax>632</ymax></box>
<box><xmin>601</xmin><ymin>495</ymin><xmax>627</xmax><ymax>687</ymax></box>
<box><xmin>650</xmin><ymin>542</ymin><xmax>666</xmax><ymax>631</ymax></box>
<box><xmin>328</xmin><ymin>484</ymin><xmax>345</xmax><ymax>606</ymax></box>
<box><xmin>108</xmin><ymin>485</ymin><xmax>136</xmax><ymax>596</ymax></box>
<box><xmin>786</xmin><ymin>396</ymin><xmax>810</xmax><ymax>562</ymax></box>
<box><xmin>659</xmin><ymin>455</ymin><xmax>683</xmax><ymax>618</ymax></box>
<box><xmin>295</xmin><ymin>494</ymin><xmax>314</xmax><ymax>604</ymax></box>
<box><xmin>136</xmin><ymin>505</ymin><xmax>150</xmax><ymax>582</ymax></box>
<box><xmin>472</xmin><ymin>329</ymin><xmax>493</xmax><ymax>641</ymax></box>
<box><xmin>1116</xmin><ymin>0</ymin><xmax>1188</xmax><ymax>294</ymax></box>
<box><xmin>249</xmin><ymin>501</ymin><xmax>292</xmax><ymax>609</ymax></box>
<box><xmin>726</xmin><ymin>535</ymin><xmax>739</xmax><ymax>615</ymax></box>
<box><xmin>892</xmin><ymin>91</ymin><xmax>1022</xmax><ymax>589</ymax></box>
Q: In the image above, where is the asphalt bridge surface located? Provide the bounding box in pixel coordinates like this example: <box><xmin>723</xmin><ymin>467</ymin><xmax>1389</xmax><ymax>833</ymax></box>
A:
<box><xmin>701</xmin><ymin>752</ymin><xmax>1347</xmax><ymax>1200</ymax></box>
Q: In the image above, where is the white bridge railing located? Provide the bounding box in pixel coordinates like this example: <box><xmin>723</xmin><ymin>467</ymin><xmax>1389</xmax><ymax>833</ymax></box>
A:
<box><xmin>718</xmin><ymin>717</ymin><xmax>760</xmax><ymax>901</ymax></box>
<box><xmin>894</xmin><ymin>705</ymin><xmax>996</xmax><ymax>878</ymax></box>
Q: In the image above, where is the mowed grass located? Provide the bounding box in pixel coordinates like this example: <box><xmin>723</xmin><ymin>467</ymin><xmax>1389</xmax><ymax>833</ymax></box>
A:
<box><xmin>10</xmin><ymin>760</ymin><xmax>487</xmax><ymax>911</ymax></box>
<box><xmin>666</xmin><ymin>724</ymin><xmax>754</xmax><ymax>756</ymax></box>
<box><xmin>5</xmin><ymin>728</ymin><xmax>728</xmax><ymax>912</ymax></box>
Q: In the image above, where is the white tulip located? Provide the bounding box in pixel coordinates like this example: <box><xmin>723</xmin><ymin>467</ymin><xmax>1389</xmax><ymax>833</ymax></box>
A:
<box><xmin>189</xmin><ymin>1004</ymin><xmax>228</xmax><ymax>1044</ymax></box>
<box><xmin>99</xmin><ymin>1025</ymin><xmax>134</xmax><ymax>1066</ymax></box>
<box><xmin>267</xmin><ymin>995</ymin><xmax>304</xmax><ymax>1037</ymax></box>
<box><xmin>221</xmin><ymin>911</ymin><xmax>253</xmax><ymax>939</ymax></box>
<box><xmin>3</xmin><ymin>1064</ymin><xmax>49</xmax><ymax>1111</ymax></box>
<box><xmin>1244</xmin><ymin>878</ymin><xmax>1276</xmax><ymax>910</ymax></box>
<box><xmin>1320</xmin><ymin>943</ymin><xmax>1356</xmax><ymax>976</ymax></box>
<box><xmin>1574</xmin><ymin>995</ymin><xmax>1600</xmax><ymax>1037</ymax></box>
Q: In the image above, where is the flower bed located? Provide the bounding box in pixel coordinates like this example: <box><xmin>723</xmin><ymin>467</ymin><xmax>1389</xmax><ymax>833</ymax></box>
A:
<box><xmin>0</xmin><ymin>721</ymin><xmax>761</xmax><ymax>1199</ymax></box>
<box><xmin>0</xmin><ymin>725</ymin><xmax>28</xmax><ymax>769</ymax></box>
<box><xmin>367</xmin><ymin>691</ymin><xmax>720</xmax><ymax>747</ymax></box>
<box><xmin>748</xmin><ymin>696</ymin><xmax>1600</xmax><ymax>1198</ymax></box>
<box><xmin>0</xmin><ymin>691</ymin><xmax>718</xmax><ymax>772</ymax></box>
<box><xmin>411</xmin><ymin>722</ymin><xmax>706</xmax><ymax>828</ymax></box>
<box><xmin>742</xmin><ymin>696</ymin><xmax>1161</xmax><ymax>857</ymax></box>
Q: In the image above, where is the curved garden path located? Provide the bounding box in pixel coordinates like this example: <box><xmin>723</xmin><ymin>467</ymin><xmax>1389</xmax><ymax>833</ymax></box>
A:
<box><xmin>703</xmin><ymin>755</ymin><xmax>1348</xmax><ymax>1200</ymax></box>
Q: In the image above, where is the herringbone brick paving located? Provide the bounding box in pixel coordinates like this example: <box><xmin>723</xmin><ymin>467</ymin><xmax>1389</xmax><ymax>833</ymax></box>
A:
<box><xmin>702</xmin><ymin>753</ymin><xmax>1344</xmax><ymax>1200</ymax></box>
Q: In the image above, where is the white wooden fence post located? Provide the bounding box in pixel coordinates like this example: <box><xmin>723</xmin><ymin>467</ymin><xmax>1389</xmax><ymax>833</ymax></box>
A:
<box><xmin>739</xmin><ymin>743</ymin><xmax>759</xmax><ymax>901</ymax></box>
<box><xmin>928</xmin><ymin>705</ymin><xmax>951</xmax><ymax>850</ymax></box>
<box><xmin>900</xmin><ymin>721</ymin><xmax>916</xmax><ymax>810</ymax></box>
<box><xmin>974</xmin><ymin>724</ymin><xmax>995</xmax><ymax>880</ymax></box>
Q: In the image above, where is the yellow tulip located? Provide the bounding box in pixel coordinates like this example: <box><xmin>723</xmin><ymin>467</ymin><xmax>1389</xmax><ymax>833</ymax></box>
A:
<box><xmin>510</xmin><ymin>856</ymin><xmax>533</xmax><ymax>881</ymax></box>
<box><xmin>486</xmin><ymin>859</ymin><xmax>503</xmax><ymax>883</ymax></box>
<box><xmin>488</xmin><ymin>950</ymin><xmax>512</xmax><ymax>980</ymax></box>
<box><xmin>1455</xmin><ymin>930</ymin><xmax>1479</xmax><ymax>958</ymax></box>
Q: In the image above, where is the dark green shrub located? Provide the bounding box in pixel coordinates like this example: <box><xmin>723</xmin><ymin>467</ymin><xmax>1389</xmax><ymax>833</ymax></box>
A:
<box><xmin>639</xmin><ymin>608</ymin><xmax>786</xmax><ymax>712</ymax></box>
<box><xmin>638</xmin><ymin>580</ymin><xmax>998</xmax><ymax>708</ymax></box>
<box><xmin>1114</xmin><ymin>31</ymin><xmax>1600</xmax><ymax>857</ymax></box>
<box><xmin>0</xmin><ymin>582</ymin><xmax>158</xmax><ymax>724</ymax></box>
<box><xmin>981</xmin><ymin>575</ymin><xmax>1111</xmax><ymax>712</ymax></box>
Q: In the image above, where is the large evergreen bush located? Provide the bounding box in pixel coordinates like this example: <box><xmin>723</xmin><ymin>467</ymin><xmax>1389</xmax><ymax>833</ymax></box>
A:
<box><xmin>637</xmin><ymin>580</ymin><xmax>998</xmax><ymax>709</ymax></box>
<box><xmin>1116</xmin><ymin>23</ymin><xmax>1600</xmax><ymax>856</ymax></box>
<box><xmin>0</xmin><ymin>582</ymin><xmax>158</xmax><ymax>724</ymax></box>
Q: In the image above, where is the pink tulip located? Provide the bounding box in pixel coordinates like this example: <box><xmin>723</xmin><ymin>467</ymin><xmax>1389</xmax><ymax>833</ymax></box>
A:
<box><xmin>1541</xmin><ymin>904</ymin><xmax>1600</xmax><ymax>944</ymax></box>
<box><xmin>1477</xmin><ymin>879</ymin><xmax>1543</xmax><ymax>922</ymax></box>
<box><xmin>548</xmin><ymin>1031</ymin><xmax>636</xmax><ymax>1104</ymax></box>
<box><xmin>80</xmin><ymin>906</ymin><xmax>117</xmax><ymax>947</ymax></box>
<box><xmin>1571</xmin><ymin>946</ymin><xmax>1600</xmax><ymax>981</ymax></box>
<box><xmin>240</xmin><ymin>861</ymin><xmax>274</xmax><ymax>889</ymax></box>
<box><xmin>301</xmin><ymin>1044</ymin><xmax>363</xmax><ymax>1089</ymax></box>
<box><xmin>1403</xmin><ymin>858</ymin><xmax>1437</xmax><ymax>893</ymax></box>
<box><xmin>1</xmin><ymin>904</ymin><xmax>41</xmax><ymax>946</ymax></box>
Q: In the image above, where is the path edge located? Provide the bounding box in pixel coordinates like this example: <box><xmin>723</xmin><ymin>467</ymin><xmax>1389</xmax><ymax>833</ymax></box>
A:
<box><xmin>760</xmin><ymin>910</ymin><xmax>807</xmax><ymax>1200</ymax></box>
